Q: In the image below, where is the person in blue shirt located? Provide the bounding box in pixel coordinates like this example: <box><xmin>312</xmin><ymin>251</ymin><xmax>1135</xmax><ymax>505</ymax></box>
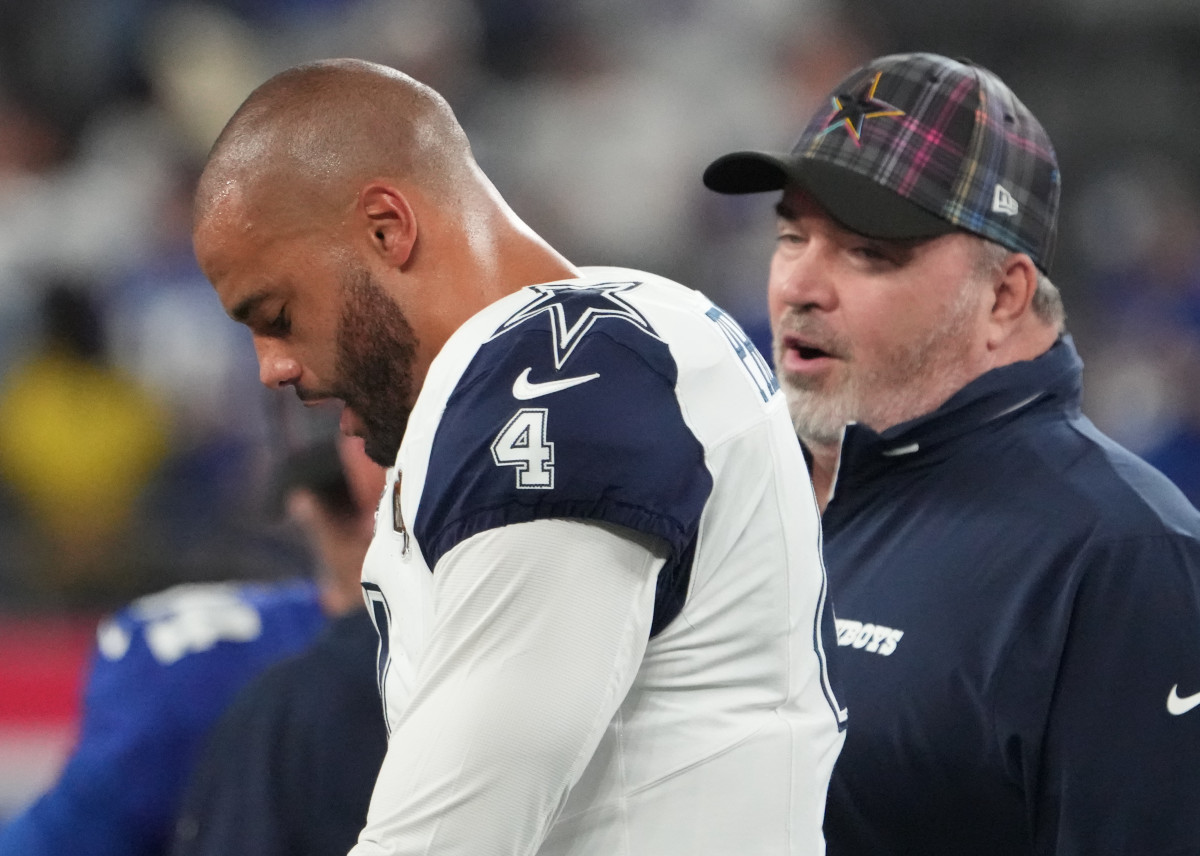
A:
<box><xmin>705</xmin><ymin>52</ymin><xmax>1200</xmax><ymax>855</ymax></box>
<box><xmin>0</xmin><ymin>433</ymin><xmax>381</xmax><ymax>856</ymax></box>
<box><xmin>0</xmin><ymin>580</ymin><xmax>324</xmax><ymax>856</ymax></box>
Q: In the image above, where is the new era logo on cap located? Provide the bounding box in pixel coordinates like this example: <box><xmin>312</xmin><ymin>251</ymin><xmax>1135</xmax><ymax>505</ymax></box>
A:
<box><xmin>992</xmin><ymin>184</ymin><xmax>1019</xmax><ymax>216</ymax></box>
<box><xmin>703</xmin><ymin>53</ymin><xmax>1061</xmax><ymax>273</ymax></box>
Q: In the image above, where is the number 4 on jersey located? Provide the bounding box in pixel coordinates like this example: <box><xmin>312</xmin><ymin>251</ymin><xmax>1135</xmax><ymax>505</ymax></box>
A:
<box><xmin>492</xmin><ymin>407</ymin><xmax>555</xmax><ymax>489</ymax></box>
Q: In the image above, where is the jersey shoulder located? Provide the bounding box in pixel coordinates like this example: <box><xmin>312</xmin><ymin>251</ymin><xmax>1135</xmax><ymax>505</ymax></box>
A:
<box><xmin>86</xmin><ymin>580</ymin><xmax>325</xmax><ymax>715</ymax></box>
<box><xmin>414</xmin><ymin>272</ymin><xmax>726</xmax><ymax>569</ymax></box>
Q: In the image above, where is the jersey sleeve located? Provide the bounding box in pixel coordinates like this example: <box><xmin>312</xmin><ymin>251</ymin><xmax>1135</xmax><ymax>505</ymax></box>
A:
<box><xmin>1000</xmin><ymin>532</ymin><xmax>1200</xmax><ymax>855</ymax></box>
<box><xmin>414</xmin><ymin>312</ymin><xmax>712</xmax><ymax>571</ymax></box>
<box><xmin>351</xmin><ymin>518</ymin><xmax>665</xmax><ymax>856</ymax></box>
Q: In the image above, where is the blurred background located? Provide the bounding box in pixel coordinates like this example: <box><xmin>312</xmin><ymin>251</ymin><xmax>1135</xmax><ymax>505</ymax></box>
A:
<box><xmin>0</xmin><ymin>0</ymin><xmax>1197</xmax><ymax>820</ymax></box>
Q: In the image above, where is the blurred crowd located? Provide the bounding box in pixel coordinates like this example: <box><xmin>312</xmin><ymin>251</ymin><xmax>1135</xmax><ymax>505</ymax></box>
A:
<box><xmin>0</xmin><ymin>0</ymin><xmax>1197</xmax><ymax>612</ymax></box>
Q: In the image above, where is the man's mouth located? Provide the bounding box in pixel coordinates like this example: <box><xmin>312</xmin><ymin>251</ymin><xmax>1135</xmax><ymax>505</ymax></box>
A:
<box><xmin>295</xmin><ymin>388</ymin><xmax>332</xmax><ymax>404</ymax></box>
<box><xmin>782</xmin><ymin>334</ymin><xmax>835</xmax><ymax>362</ymax></box>
<box><xmin>776</xmin><ymin>331</ymin><xmax>844</xmax><ymax>379</ymax></box>
<box><xmin>794</xmin><ymin>343</ymin><xmax>831</xmax><ymax>360</ymax></box>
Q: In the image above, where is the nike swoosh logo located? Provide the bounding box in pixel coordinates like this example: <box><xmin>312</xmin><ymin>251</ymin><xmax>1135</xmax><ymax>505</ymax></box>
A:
<box><xmin>512</xmin><ymin>367</ymin><xmax>600</xmax><ymax>400</ymax></box>
<box><xmin>1167</xmin><ymin>684</ymin><xmax>1200</xmax><ymax>716</ymax></box>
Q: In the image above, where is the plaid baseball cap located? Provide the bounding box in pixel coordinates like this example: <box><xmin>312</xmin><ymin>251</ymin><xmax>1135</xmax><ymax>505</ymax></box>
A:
<box><xmin>703</xmin><ymin>53</ymin><xmax>1061</xmax><ymax>272</ymax></box>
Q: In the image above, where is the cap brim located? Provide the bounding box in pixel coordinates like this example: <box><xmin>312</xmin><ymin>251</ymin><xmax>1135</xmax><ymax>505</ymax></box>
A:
<box><xmin>703</xmin><ymin>151</ymin><xmax>957</xmax><ymax>241</ymax></box>
<box><xmin>703</xmin><ymin>150</ymin><xmax>794</xmax><ymax>195</ymax></box>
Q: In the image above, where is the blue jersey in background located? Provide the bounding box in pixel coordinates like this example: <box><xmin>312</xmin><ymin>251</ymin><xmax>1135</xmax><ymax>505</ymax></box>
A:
<box><xmin>0</xmin><ymin>579</ymin><xmax>325</xmax><ymax>856</ymax></box>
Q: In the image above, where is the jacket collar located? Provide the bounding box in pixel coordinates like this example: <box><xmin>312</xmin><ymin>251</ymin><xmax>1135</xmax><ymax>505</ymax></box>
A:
<box><xmin>827</xmin><ymin>336</ymin><xmax>1084</xmax><ymax>487</ymax></box>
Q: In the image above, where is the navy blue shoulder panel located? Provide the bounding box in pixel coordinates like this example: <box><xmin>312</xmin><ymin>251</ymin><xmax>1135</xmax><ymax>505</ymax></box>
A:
<box><xmin>415</xmin><ymin>283</ymin><xmax>712</xmax><ymax>631</ymax></box>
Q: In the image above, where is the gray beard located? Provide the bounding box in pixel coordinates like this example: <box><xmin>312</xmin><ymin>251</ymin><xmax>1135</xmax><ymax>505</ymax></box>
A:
<box><xmin>774</xmin><ymin>277</ymin><xmax>982</xmax><ymax>447</ymax></box>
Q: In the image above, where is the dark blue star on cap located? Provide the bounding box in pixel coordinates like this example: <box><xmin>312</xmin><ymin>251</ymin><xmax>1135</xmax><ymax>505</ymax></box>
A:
<box><xmin>818</xmin><ymin>71</ymin><xmax>904</xmax><ymax>146</ymax></box>
<box><xmin>493</xmin><ymin>282</ymin><xmax>659</xmax><ymax>369</ymax></box>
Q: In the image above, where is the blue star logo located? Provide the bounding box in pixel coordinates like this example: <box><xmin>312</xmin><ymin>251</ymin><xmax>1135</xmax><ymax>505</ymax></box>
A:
<box><xmin>493</xmin><ymin>281</ymin><xmax>658</xmax><ymax>369</ymax></box>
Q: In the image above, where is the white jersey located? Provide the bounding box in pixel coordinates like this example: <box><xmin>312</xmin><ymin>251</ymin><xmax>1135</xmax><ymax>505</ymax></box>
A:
<box><xmin>354</xmin><ymin>267</ymin><xmax>846</xmax><ymax>856</ymax></box>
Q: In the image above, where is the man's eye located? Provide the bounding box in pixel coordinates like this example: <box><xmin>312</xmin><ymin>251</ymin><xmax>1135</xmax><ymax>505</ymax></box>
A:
<box><xmin>852</xmin><ymin>245</ymin><xmax>889</xmax><ymax>261</ymax></box>
<box><xmin>266</xmin><ymin>309</ymin><xmax>291</xmax><ymax>335</ymax></box>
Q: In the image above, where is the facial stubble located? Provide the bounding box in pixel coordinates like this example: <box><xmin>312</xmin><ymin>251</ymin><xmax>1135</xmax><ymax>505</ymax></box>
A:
<box><xmin>334</xmin><ymin>267</ymin><xmax>419</xmax><ymax>467</ymax></box>
<box><xmin>775</xmin><ymin>275</ymin><xmax>983</xmax><ymax>448</ymax></box>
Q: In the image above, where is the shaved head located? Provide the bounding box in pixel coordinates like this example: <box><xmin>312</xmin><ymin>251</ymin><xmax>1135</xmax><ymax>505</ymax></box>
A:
<box><xmin>193</xmin><ymin>59</ymin><xmax>576</xmax><ymax>466</ymax></box>
<box><xmin>195</xmin><ymin>58</ymin><xmax>474</xmax><ymax>229</ymax></box>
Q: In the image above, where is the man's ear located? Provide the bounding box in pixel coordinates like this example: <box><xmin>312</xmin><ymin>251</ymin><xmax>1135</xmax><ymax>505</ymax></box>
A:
<box><xmin>987</xmin><ymin>252</ymin><xmax>1039</xmax><ymax>347</ymax></box>
<box><xmin>359</xmin><ymin>182</ymin><xmax>417</xmax><ymax>268</ymax></box>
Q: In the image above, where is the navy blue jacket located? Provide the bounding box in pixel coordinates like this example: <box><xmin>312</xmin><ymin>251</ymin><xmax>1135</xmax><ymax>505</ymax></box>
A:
<box><xmin>821</xmin><ymin>337</ymin><xmax>1200</xmax><ymax>856</ymax></box>
<box><xmin>171</xmin><ymin>609</ymin><xmax>386</xmax><ymax>856</ymax></box>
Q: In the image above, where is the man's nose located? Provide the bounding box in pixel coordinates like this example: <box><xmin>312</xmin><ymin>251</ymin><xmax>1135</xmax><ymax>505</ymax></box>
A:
<box><xmin>771</xmin><ymin>244</ymin><xmax>838</xmax><ymax>312</ymax></box>
<box><xmin>254</xmin><ymin>338</ymin><xmax>302</xmax><ymax>389</ymax></box>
